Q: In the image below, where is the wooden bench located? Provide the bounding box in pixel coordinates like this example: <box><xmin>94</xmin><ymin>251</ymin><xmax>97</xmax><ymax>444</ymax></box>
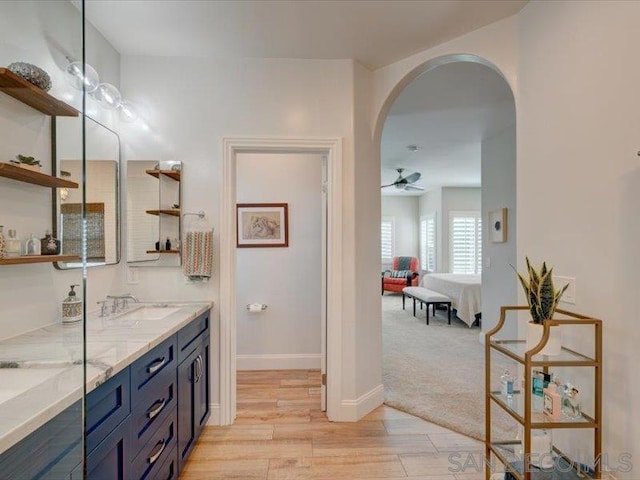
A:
<box><xmin>402</xmin><ymin>286</ymin><xmax>452</xmax><ymax>325</ymax></box>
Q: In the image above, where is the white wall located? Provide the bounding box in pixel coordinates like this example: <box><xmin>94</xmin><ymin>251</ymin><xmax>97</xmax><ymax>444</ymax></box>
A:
<box><xmin>441</xmin><ymin>187</ymin><xmax>482</xmax><ymax>273</ymax></box>
<box><xmin>235</xmin><ymin>152</ymin><xmax>322</xmax><ymax>370</ymax></box>
<box><xmin>517</xmin><ymin>1</ymin><xmax>640</xmax><ymax>474</ymax></box>
<box><xmin>381</xmin><ymin>196</ymin><xmax>419</xmax><ymax>269</ymax></box>
<box><xmin>0</xmin><ymin>1</ymin><xmax>122</xmax><ymax>340</ymax></box>
<box><xmin>118</xmin><ymin>56</ymin><xmax>364</xmax><ymax>410</ymax></box>
<box><xmin>481</xmin><ymin>125</ymin><xmax>517</xmax><ymax>334</ymax></box>
<box><xmin>371</xmin><ymin>2</ymin><xmax>640</xmax><ymax>475</ymax></box>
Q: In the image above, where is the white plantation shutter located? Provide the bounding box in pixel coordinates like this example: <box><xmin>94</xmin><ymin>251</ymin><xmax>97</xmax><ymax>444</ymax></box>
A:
<box><xmin>449</xmin><ymin>211</ymin><xmax>482</xmax><ymax>274</ymax></box>
<box><xmin>420</xmin><ymin>214</ymin><xmax>436</xmax><ymax>272</ymax></box>
<box><xmin>381</xmin><ymin>217</ymin><xmax>394</xmax><ymax>260</ymax></box>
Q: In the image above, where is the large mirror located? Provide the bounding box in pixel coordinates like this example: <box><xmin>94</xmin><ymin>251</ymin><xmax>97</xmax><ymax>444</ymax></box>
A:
<box><xmin>127</xmin><ymin>160</ymin><xmax>181</xmax><ymax>265</ymax></box>
<box><xmin>53</xmin><ymin>117</ymin><xmax>120</xmax><ymax>268</ymax></box>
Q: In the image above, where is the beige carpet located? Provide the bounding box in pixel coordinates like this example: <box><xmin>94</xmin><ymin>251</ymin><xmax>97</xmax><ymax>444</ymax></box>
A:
<box><xmin>382</xmin><ymin>294</ymin><xmax>515</xmax><ymax>441</ymax></box>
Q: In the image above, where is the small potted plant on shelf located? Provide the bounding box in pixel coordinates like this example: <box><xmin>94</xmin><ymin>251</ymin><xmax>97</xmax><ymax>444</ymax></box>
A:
<box><xmin>515</xmin><ymin>257</ymin><xmax>569</xmax><ymax>355</ymax></box>
<box><xmin>10</xmin><ymin>154</ymin><xmax>42</xmax><ymax>172</ymax></box>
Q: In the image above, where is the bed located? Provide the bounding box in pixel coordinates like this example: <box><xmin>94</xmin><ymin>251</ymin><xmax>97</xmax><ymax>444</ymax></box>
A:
<box><xmin>420</xmin><ymin>273</ymin><xmax>481</xmax><ymax>327</ymax></box>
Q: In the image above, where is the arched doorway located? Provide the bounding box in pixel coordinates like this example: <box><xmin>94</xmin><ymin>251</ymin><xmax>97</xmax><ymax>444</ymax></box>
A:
<box><xmin>378</xmin><ymin>54</ymin><xmax>517</xmax><ymax>439</ymax></box>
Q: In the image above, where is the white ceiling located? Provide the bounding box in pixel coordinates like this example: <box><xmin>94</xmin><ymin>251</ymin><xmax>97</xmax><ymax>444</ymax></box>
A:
<box><xmin>84</xmin><ymin>0</ymin><xmax>527</xmax><ymax>69</ymax></box>
<box><xmin>381</xmin><ymin>61</ymin><xmax>515</xmax><ymax>196</ymax></box>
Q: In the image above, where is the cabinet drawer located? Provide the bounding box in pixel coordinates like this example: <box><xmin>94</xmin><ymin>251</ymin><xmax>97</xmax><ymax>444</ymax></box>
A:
<box><xmin>86</xmin><ymin>368</ymin><xmax>131</xmax><ymax>454</ymax></box>
<box><xmin>152</xmin><ymin>446</ymin><xmax>177</xmax><ymax>480</ymax></box>
<box><xmin>177</xmin><ymin>310</ymin><xmax>209</xmax><ymax>362</ymax></box>
<box><xmin>131</xmin><ymin>368</ymin><xmax>177</xmax><ymax>454</ymax></box>
<box><xmin>131</xmin><ymin>336</ymin><xmax>177</xmax><ymax>395</ymax></box>
<box><xmin>131</xmin><ymin>407</ymin><xmax>177</xmax><ymax>480</ymax></box>
<box><xmin>79</xmin><ymin>414</ymin><xmax>131</xmax><ymax>480</ymax></box>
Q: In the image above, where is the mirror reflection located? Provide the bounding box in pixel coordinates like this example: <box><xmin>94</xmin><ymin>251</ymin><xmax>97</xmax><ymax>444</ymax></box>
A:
<box><xmin>127</xmin><ymin>160</ymin><xmax>181</xmax><ymax>265</ymax></box>
<box><xmin>53</xmin><ymin>117</ymin><xmax>120</xmax><ymax>268</ymax></box>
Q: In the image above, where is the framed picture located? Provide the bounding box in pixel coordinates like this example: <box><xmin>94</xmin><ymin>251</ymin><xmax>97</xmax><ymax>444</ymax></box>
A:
<box><xmin>489</xmin><ymin>208</ymin><xmax>508</xmax><ymax>243</ymax></box>
<box><xmin>237</xmin><ymin>203</ymin><xmax>289</xmax><ymax>248</ymax></box>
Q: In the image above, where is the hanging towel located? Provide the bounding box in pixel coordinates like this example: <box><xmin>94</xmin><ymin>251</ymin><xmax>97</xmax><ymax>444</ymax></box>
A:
<box><xmin>182</xmin><ymin>230</ymin><xmax>213</xmax><ymax>281</ymax></box>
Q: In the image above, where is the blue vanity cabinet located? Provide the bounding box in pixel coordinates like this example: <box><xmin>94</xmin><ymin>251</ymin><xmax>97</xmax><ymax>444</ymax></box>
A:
<box><xmin>0</xmin><ymin>308</ymin><xmax>211</xmax><ymax>479</ymax></box>
<box><xmin>177</xmin><ymin>310</ymin><xmax>211</xmax><ymax>472</ymax></box>
<box><xmin>0</xmin><ymin>400</ymin><xmax>82</xmax><ymax>480</ymax></box>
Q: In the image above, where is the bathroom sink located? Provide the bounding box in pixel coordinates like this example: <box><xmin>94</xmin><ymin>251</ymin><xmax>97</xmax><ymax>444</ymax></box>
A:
<box><xmin>115</xmin><ymin>306</ymin><xmax>182</xmax><ymax>322</ymax></box>
<box><xmin>0</xmin><ymin>368</ymin><xmax>68</xmax><ymax>405</ymax></box>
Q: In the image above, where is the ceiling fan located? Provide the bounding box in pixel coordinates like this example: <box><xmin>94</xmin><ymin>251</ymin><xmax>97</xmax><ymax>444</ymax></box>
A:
<box><xmin>381</xmin><ymin>168</ymin><xmax>424</xmax><ymax>191</ymax></box>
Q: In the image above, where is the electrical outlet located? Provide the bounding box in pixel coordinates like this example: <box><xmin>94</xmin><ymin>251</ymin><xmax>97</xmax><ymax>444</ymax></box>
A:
<box><xmin>127</xmin><ymin>266</ymin><xmax>140</xmax><ymax>284</ymax></box>
<box><xmin>554</xmin><ymin>275</ymin><xmax>576</xmax><ymax>304</ymax></box>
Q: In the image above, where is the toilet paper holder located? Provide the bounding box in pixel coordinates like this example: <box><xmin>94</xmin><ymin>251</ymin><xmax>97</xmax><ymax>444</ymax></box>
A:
<box><xmin>246</xmin><ymin>303</ymin><xmax>268</xmax><ymax>311</ymax></box>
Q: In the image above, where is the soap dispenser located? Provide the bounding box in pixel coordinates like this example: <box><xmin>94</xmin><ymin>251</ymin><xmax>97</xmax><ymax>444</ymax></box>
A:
<box><xmin>62</xmin><ymin>284</ymin><xmax>82</xmax><ymax>324</ymax></box>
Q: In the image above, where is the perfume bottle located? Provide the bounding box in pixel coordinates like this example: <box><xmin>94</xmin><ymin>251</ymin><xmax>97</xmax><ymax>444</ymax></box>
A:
<box><xmin>25</xmin><ymin>233</ymin><xmax>41</xmax><ymax>256</ymax></box>
<box><xmin>562</xmin><ymin>383</ymin><xmax>581</xmax><ymax>418</ymax></box>
<box><xmin>501</xmin><ymin>369</ymin><xmax>514</xmax><ymax>399</ymax></box>
<box><xmin>543</xmin><ymin>381</ymin><xmax>562</xmax><ymax>421</ymax></box>
<box><xmin>40</xmin><ymin>230</ymin><xmax>60</xmax><ymax>255</ymax></box>
<box><xmin>165</xmin><ymin>237</ymin><xmax>172</xmax><ymax>251</ymax></box>
<box><xmin>5</xmin><ymin>229</ymin><xmax>21</xmax><ymax>258</ymax></box>
<box><xmin>0</xmin><ymin>225</ymin><xmax>5</xmax><ymax>258</ymax></box>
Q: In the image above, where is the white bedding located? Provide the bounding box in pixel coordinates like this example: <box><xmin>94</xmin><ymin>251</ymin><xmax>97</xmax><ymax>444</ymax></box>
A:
<box><xmin>421</xmin><ymin>273</ymin><xmax>481</xmax><ymax>327</ymax></box>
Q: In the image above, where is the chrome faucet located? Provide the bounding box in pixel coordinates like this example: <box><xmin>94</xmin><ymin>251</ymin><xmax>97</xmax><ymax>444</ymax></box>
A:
<box><xmin>106</xmin><ymin>293</ymin><xmax>139</xmax><ymax>313</ymax></box>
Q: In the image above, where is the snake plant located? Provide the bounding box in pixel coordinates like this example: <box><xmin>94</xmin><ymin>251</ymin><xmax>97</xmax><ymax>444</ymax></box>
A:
<box><xmin>515</xmin><ymin>257</ymin><xmax>569</xmax><ymax>324</ymax></box>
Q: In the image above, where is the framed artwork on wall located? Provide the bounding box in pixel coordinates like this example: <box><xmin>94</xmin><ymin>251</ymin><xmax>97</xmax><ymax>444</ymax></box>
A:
<box><xmin>489</xmin><ymin>208</ymin><xmax>508</xmax><ymax>243</ymax></box>
<box><xmin>237</xmin><ymin>203</ymin><xmax>289</xmax><ymax>248</ymax></box>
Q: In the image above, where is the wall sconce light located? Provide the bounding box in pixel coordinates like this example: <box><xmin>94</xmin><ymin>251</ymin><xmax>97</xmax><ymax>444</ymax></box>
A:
<box><xmin>64</xmin><ymin>58</ymin><xmax>138</xmax><ymax>122</ymax></box>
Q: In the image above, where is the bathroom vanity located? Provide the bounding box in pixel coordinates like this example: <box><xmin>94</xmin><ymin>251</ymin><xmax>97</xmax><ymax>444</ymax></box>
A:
<box><xmin>0</xmin><ymin>302</ymin><xmax>211</xmax><ymax>479</ymax></box>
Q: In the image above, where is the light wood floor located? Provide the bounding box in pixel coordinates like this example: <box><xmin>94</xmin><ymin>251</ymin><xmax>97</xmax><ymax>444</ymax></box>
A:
<box><xmin>180</xmin><ymin>369</ymin><xmax>485</xmax><ymax>480</ymax></box>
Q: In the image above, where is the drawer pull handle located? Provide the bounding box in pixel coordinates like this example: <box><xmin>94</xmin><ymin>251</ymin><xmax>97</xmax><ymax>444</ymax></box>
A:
<box><xmin>146</xmin><ymin>398</ymin><xmax>167</xmax><ymax>419</ymax></box>
<box><xmin>148</xmin><ymin>356</ymin><xmax>167</xmax><ymax>375</ymax></box>
<box><xmin>148</xmin><ymin>438</ymin><xmax>166</xmax><ymax>465</ymax></box>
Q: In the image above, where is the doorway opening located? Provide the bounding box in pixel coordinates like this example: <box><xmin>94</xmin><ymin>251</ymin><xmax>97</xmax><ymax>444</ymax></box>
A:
<box><xmin>379</xmin><ymin>58</ymin><xmax>517</xmax><ymax>440</ymax></box>
<box><xmin>219</xmin><ymin>137</ymin><xmax>342</xmax><ymax>426</ymax></box>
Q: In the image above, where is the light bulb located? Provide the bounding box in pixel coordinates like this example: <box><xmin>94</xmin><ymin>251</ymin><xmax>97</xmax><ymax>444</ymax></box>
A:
<box><xmin>118</xmin><ymin>100</ymin><xmax>138</xmax><ymax>122</ymax></box>
<box><xmin>92</xmin><ymin>83</ymin><xmax>122</xmax><ymax>110</ymax></box>
<box><xmin>64</xmin><ymin>61</ymin><xmax>99</xmax><ymax>93</ymax></box>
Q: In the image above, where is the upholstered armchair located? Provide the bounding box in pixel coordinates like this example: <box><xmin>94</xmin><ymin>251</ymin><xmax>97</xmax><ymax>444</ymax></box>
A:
<box><xmin>381</xmin><ymin>256</ymin><xmax>420</xmax><ymax>294</ymax></box>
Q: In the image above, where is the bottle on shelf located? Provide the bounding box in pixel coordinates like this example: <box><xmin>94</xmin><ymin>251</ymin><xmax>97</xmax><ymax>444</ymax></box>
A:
<box><xmin>543</xmin><ymin>376</ymin><xmax>562</xmax><ymax>421</ymax></box>
<box><xmin>165</xmin><ymin>237</ymin><xmax>171</xmax><ymax>250</ymax></box>
<box><xmin>40</xmin><ymin>230</ymin><xmax>60</xmax><ymax>255</ymax></box>
<box><xmin>5</xmin><ymin>229</ymin><xmax>21</xmax><ymax>258</ymax></box>
<box><xmin>24</xmin><ymin>233</ymin><xmax>41</xmax><ymax>256</ymax></box>
<box><xmin>500</xmin><ymin>369</ymin><xmax>514</xmax><ymax>399</ymax></box>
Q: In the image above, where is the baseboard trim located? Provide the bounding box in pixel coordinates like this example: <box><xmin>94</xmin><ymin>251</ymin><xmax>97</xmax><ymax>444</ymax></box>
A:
<box><xmin>208</xmin><ymin>403</ymin><xmax>221</xmax><ymax>425</ymax></box>
<box><xmin>339</xmin><ymin>384</ymin><xmax>384</xmax><ymax>421</ymax></box>
<box><xmin>236</xmin><ymin>353</ymin><xmax>322</xmax><ymax>370</ymax></box>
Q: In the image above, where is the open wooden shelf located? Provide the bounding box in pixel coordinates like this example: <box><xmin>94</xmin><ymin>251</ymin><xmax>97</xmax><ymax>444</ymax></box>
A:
<box><xmin>146</xmin><ymin>250</ymin><xmax>180</xmax><ymax>254</ymax></box>
<box><xmin>0</xmin><ymin>255</ymin><xmax>79</xmax><ymax>266</ymax></box>
<box><xmin>0</xmin><ymin>163</ymin><xmax>79</xmax><ymax>188</ymax></box>
<box><xmin>145</xmin><ymin>169</ymin><xmax>181</xmax><ymax>181</ymax></box>
<box><xmin>0</xmin><ymin>68</ymin><xmax>79</xmax><ymax>117</ymax></box>
<box><xmin>145</xmin><ymin>209</ymin><xmax>180</xmax><ymax>217</ymax></box>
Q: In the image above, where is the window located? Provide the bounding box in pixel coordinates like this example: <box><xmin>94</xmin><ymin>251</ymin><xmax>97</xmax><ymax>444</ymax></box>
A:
<box><xmin>381</xmin><ymin>217</ymin><xmax>395</xmax><ymax>261</ymax></box>
<box><xmin>420</xmin><ymin>214</ymin><xmax>436</xmax><ymax>272</ymax></box>
<box><xmin>449</xmin><ymin>211</ymin><xmax>482</xmax><ymax>274</ymax></box>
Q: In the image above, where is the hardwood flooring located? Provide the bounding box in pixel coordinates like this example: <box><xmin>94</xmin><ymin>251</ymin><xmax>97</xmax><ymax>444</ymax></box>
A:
<box><xmin>180</xmin><ymin>370</ymin><xmax>485</xmax><ymax>480</ymax></box>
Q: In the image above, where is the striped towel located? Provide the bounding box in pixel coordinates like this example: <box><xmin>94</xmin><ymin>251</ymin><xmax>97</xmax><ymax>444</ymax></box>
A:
<box><xmin>182</xmin><ymin>230</ymin><xmax>213</xmax><ymax>280</ymax></box>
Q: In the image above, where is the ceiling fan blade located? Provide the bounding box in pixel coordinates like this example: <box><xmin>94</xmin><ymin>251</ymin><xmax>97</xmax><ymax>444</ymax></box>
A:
<box><xmin>403</xmin><ymin>172</ymin><xmax>421</xmax><ymax>184</ymax></box>
<box><xmin>404</xmin><ymin>184</ymin><xmax>424</xmax><ymax>191</ymax></box>
<box><xmin>380</xmin><ymin>183</ymin><xmax>396</xmax><ymax>188</ymax></box>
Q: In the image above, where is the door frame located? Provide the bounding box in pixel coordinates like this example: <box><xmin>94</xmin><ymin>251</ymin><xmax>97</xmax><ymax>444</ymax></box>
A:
<box><xmin>220</xmin><ymin>137</ymin><xmax>343</xmax><ymax>425</ymax></box>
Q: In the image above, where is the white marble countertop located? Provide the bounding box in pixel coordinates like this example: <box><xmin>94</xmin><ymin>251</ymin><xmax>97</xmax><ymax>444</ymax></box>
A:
<box><xmin>0</xmin><ymin>301</ymin><xmax>212</xmax><ymax>456</ymax></box>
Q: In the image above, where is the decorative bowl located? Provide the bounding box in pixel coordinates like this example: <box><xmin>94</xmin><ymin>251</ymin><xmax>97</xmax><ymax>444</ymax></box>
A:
<box><xmin>7</xmin><ymin>62</ymin><xmax>52</xmax><ymax>92</ymax></box>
